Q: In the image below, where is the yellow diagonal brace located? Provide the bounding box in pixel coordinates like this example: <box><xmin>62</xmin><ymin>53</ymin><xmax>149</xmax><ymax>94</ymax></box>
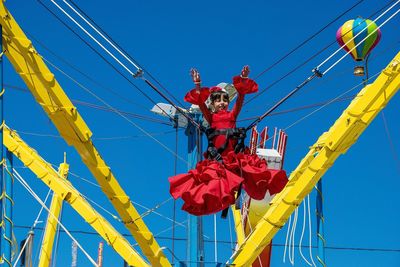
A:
<box><xmin>231</xmin><ymin>206</ymin><xmax>245</xmax><ymax>246</ymax></box>
<box><xmin>39</xmin><ymin>157</ymin><xmax>69</xmax><ymax>267</ymax></box>
<box><xmin>0</xmin><ymin>3</ymin><xmax>170</xmax><ymax>266</ymax></box>
<box><xmin>4</xmin><ymin>126</ymin><xmax>149</xmax><ymax>267</ymax></box>
<box><xmin>231</xmin><ymin>52</ymin><xmax>400</xmax><ymax>266</ymax></box>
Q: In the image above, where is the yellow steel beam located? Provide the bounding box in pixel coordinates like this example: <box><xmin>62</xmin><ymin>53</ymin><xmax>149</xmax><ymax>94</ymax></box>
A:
<box><xmin>39</xmin><ymin>157</ymin><xmax>69</xmax><ymax>267</ymax></box>
<box><xmin>231</xmin><ymin>206</ymin><xmax>245</xmax><ymax>246</ymax></box>
<box><xmin>4</xmin><ymin>126</ymin><xmax>149</xmax><ymax>267</ymax></box>
<box><xmin>0</xmin><ymin>2</ymin><xmax>170</xmax><ymax>266</ymax></box>
<box><xmin>231</xmin><ymin>52</ymin><xmax>400</xmax><ymax>266</ymax></box>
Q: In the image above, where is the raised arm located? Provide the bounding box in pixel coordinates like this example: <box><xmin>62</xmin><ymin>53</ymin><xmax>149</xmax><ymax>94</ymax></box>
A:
<box><xmin>185</xmin><ymin>68</ymin><xmax>212</xmax><ymax>123</ymax></box>
<box><xmin>232</xmin><ymin>66</ymin><xmax>251</xmax><ymax>119</ymax></box>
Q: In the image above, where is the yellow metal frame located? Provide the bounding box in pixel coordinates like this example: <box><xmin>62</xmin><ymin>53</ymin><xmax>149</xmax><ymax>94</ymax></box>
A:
<box><xmin>0</xmin><ymin>2</ymin><xmax>170</xmax><ymax>266</ymax></box>
<box><xmin>38</xmin><ymin>157</ymin><xmax>69</xmax><ymax>267</ymax></box>
<box><xmin>231</xmin><ymin>206</ymin><xmax>245</xmax><ymax>246</ymax></box>
<box><xmin>231</xmin><ymin>53</ymin><xmax>400</xmax><ymax>266</ymax></box>
<box><xmin>1</xmin><ymin>0</ymin><xmax>399</xmax><ymax>265</ymax></box>
<box><xmin>4</xmin><ymin>126</ymin><xmax>149</xmax><ymax>267</ymax></box>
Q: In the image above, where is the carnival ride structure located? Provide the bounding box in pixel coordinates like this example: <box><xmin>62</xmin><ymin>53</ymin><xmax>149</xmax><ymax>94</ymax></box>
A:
<box><xmin>0</xmin><ymin>1</ymin><xmax>399</xmax><ymax>266</ymax></box>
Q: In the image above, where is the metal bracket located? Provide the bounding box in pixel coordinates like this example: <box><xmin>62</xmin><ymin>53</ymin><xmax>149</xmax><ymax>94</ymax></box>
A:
<box><xmin>132</xmin><ymin>68</ymin><xmax>144</xmax><ymax>78</ymax></box>
<box><xmin>312</xmin><ymin>68</ymin><xmax>323</xmax><ymax>78</ymax></box>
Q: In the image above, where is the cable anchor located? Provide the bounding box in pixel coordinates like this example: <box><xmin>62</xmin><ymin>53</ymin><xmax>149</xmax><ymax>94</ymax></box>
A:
<box><xmin>0</xmin><ymin>49</ymin><xmax>7</xmax><ymax>59</ymax></box>
<box><xmin>133</xmin><ymin>68</ymin><xmax>144</xmax><ymax>78</ymax></box>
<box><xmin>312</xmin><ymin>68</ymin><xmax>323</xmax><ymax>78</ymax></box>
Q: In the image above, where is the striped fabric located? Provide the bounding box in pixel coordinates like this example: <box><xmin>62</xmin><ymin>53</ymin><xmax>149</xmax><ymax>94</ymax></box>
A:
<box><xmin>336</xmin><ymin>18</ymin><xmax>381</xmax><ymax>61</ymax></box>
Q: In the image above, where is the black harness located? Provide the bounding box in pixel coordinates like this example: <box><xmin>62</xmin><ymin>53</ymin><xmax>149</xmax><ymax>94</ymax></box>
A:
<box><xmin>205</xmin><ymin>127</ymin><xmax>247</xmax><ymax>161</ymax></box>
<box><xmin>205</xmin><ymin>127</ymin><xmax>248</xmax><ymax>217</ymax></box>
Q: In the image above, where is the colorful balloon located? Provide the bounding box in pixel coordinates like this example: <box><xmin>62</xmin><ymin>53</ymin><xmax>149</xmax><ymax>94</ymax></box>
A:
<box><xmin>336</xmin><ymin>17</ymin><xmax>381</xmax><ymax>62</ymax></box>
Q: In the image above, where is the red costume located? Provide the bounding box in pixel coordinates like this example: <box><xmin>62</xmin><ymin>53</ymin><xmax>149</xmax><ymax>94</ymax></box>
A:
<box><xmin>169</xmin><ymin>76</ymin><xmax>287</xmax><ymax>216</ymax></box>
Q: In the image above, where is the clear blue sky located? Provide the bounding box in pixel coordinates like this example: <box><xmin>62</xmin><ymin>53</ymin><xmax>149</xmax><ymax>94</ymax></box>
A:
<box><xmin>3</xmin><ymin>0</ymin><xmax>400</xmax><ymax>266</ymax></box>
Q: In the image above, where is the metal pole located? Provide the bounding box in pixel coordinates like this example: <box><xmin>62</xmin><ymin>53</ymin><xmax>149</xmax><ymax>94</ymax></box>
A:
<box><xmin>316</xmin><ymin>180</ymin><xmax>326</xmax><ymax>267</ymax></box>
<box><xmin>24</xmin><ymin>231</ymin><xmax>34</xmax><ymax>267</ymax></box>
<box><xmin>186</xmin><ymin>113</ymin><xmax>204</xmax><ymax>267</ymax></box>
<box><xmin>3</xmin><ymin>150</ymin><xmax>13</xmax><ymax>266</ymax></box>
<box><xmin>0</xmin><ymin>24</ymin><xmax>3</xmax><ymax>263</ymax></box>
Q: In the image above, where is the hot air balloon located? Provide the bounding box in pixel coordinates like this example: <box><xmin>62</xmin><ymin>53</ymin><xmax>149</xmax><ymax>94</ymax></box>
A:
<box><xmin>336</xmin><ymin>17</ymin><xmax>381</xmax><ymax>76</ymax></box>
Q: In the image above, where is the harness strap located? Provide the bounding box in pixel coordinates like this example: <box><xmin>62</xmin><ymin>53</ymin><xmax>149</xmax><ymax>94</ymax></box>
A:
<box><xmin>205</xmin><ymin>128</ymin><xmax>247</xmax><ymax>160</ymax></box>
<box><xmin>205</xmin><ymin>127</ymin><xmax>248</xmax><ymax>217</ymax></box>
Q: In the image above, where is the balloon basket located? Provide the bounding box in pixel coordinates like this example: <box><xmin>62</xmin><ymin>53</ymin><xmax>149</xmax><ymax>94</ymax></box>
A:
<box><xmin>353</xmin><ymin>66</ymin><xmax>365</xmax><ymax>76</ymax></box>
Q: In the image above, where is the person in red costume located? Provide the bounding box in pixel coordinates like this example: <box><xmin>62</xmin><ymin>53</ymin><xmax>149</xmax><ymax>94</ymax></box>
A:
<box><xmin>169</xmin><ymin>66</ymin><xmax>287</xmax><ymax>216</ymax></box>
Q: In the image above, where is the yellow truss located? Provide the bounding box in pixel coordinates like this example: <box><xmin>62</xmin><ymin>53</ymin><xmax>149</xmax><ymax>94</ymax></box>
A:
<box><xmin>4</xmin><ymin>126</ymin><xmax>149</xmax><ymax>267</ymax></box>
<box><xmin>0</xmin><ymin>2</ymin><xmax>170</xmax><ymax>266</ymax></box>
<box><xmin>231</xmin><ymin>52</ymin><xmax>400</xmax><ymax>266</ymax></box>
<box><xmin>38</xmin><ymin>158</ymin><xmax>69</xmax><ymax>267</ymax></box>
<box><xmin>1</xmin><ymin>0</ymin><xmax>399</xmax><ymax>265</ymax></box>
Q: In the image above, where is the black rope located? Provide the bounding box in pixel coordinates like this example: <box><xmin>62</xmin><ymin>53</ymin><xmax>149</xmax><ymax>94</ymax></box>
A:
<box><xmin>13</xmin><ymin>224</ymin><xmax>400</xmax><ymax>252</ymax></box>
<box><xmin>36</xmin><ymin>0</ymin><xmax>177</xmax><ymax>122</ymax></box>
<box><xmin>68</xmin><ymin>0</ymin><xmax>185</xmax><ymax>108</ymax></box>
<box><xmin>245</xmin><ymin>70</ymin><xmax>321</xmax><ymax>131</ymax></box>
<box><xmin>143</xmin><ymin>79</ymin><xmax>203</xmax><ymax>130</ymax></box>
<box><xmin>5</xmin><ymin>83</ymin><xmax>174</xmax><ymax>126</ymax></box>
<box><xmin>239</xmin><ymin>94</ymin><xmax>355</xmax><ymax>122</ymax></box>
<box><xmin>66</xmin><ymin>0</ymin><xmax>195</xmax><ymax>128</ymax></box>
<box><xmin>64</xmin><ymin>0</ymin><xmax>201</xmax><ymax>130</ymax></box>
<box><xmin>171</xmin><ymin>118</ymin><xmax>178</xmax><ymax>265</ymax></box>
<box><xmin>244</xmin><ymin>0</ymin><xmax>396</xmax><ymax>130</ymax></box>
<box><xmin>26</xmin><ymin>32</ymin><xmax>147</xmax><ymax>110</ymax></box>
<box><xmin>245</xmin><ymin>0</ymin><xmax>396</xmax><ymax>107</ymax></box>
<box><xmin>245</xmin><ymin>42</ymin><xmax>332</xmax><ymax>107</ymax></box>
<box><xmin>51</xmin><ymin>205</ymin><xmax>64</xmax><ymax>267</ymax></box>
<box><xmin>253</xmin><ymin>0</ymin><xmax>366</xmax><ymax>80</ymax></box>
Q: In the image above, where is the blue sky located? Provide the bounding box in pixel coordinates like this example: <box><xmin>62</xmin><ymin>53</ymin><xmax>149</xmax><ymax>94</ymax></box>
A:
<box><xmin>3</xmin><ymin>0</ymin><xmax>400</xmax><ymax>266</ymax></box>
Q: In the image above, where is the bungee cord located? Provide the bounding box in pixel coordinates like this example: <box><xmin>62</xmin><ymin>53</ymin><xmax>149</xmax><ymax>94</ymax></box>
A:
<box><xmin>253</xmin><ymin>0</ymin><xmax>366</xmax><ymax>80</ymax></box>
<box><xmin>35</xmin><ymin>0</ymin><xmax>178</xmax><ymax>124</ymax></box>
<box><xmin>307</xmin><ymin>195</ymin><xmax>317</xmax><ymax>267</ymax></box>
<box><xmin>239</xmin><ymin>95</ymin><xmax>355</xmax><ymax>122</ymax></box>
<box><xmin>47</xmin><ymin>0</ymin><xmax>202</xmax><ymax>130</ymax></box>
<box><xmin>12</xmin><ymin>189</ymin><xmax>52</xmax><ymax>267</ymax></box>
<box><xmin>49</xmin><ymin>0</ymin><xmax>136</xmax><ymax>76</ymax></box>
<box><xmin>245</xmin><ymin>0</ymin><xmax>397</xmax><ymax>108</ymax></box>
<box><xmin>11</xmin><ymin>223</ymin><xmax>400</xmax><ymax>252</ymax></box>
<box><xmin>289</xmin><ymin>208</ymin><xmax>299</xmax><ymax>264</ymax></box>
<box><xmin>317</xmin><ymin>0</ymin><xmax>400</xmax><ymax>71</ymax></box>
<box><xmin>6</xmin><ymin>83</ymin><xmax>174</xmax><ymax>127</ymax></box>
<box><xmin>72</xmin><ymin>99</ymin><xmax>174</xmax><ymax>126</ymax></box>
<box><xmin>67</xmin><ymin>0</ymin><xmax>185</xmax><ymax>108</ymax></box>
<box><xmin>247</xmin><ymin>70</ymin><xmax>381</xmax><ymax>156</ymax></box>
<box><xmin>171</xmin><ymin>121</ymin><xmax>179</xmax><ymax>265</ymax></box>
<box><xmin>141</xmin><ymin>77</ymin><xmax>203</xmax><ymax>130</ymax></box>
<box><xmin>245</xmin><ymin>2</ymin><xmax>400</xmax><ymax>132</ymax></box>
<box><xmin>46</xmin><ymin>162</ymin><xmax>187</xmax><ymax>229</ymax></box>
<box><xmin>9</xmin><ymin>122</ymin><xmax>186</xmax><ymax>241</ymax></box>
<box><xmin>25</xmin><ymin>32</ymin><xmax>148</xmax><ymax>111</ymax></box>
<box><xmin>283</xmin><ymin>215</ymin><xmax>292</xmax><ymax>263</ymax></box>
<box><xmin>13</xmin><ymin>169</ymin><xmax>99</xmax><ymax>267</ymax></box>
<box><xmin>321</xmin><ymin>5</ymin><xmax>400</xmax><ymax>76</ymax></box>
<box><xmin>17</xmin><ymin>129</ymin><xmax>178</xmax><ymax>141</ymax></box>
<box><xmin>241</xmin><ymin>36</ymin><xmax>400</xmax><ymax>134</ymax></box>
<box><xmin>42</xmin><ymin>0</ymin><xmax>399</xmax><ymax>134</ymax></box>
<box><xmin>298</xmin><ymin>197</ymin><xmax>315</xmax><ymax>267</ymax></box>
<box><xmin>51</xmin><ymin>205</ymin><xmax>63</xmax><ymax>267</ymax></box>
<box><xmin>380</xmin><ymin>111</ymin><xmax>400</xmax><ymax>175</ymax></box>
<box><xmin>16</xmin><ymin>1</ymin><xmax>398</xmax><ymax>265</ymax></box>
<box><xmin>280</xmin><ymin>71</ymin><xmax>380</xmax><ymax>133</ymax></box>
<box><xmin>41</xmin><ymin>54</ymin><xmax>188</xmax><ymax>164</ymax></box>
<box><xmin>245</xmin><ymin>69</ymin><xmax>321</xmax><ymax>132</ymax></box>
<box><xmin>61</xmin><ymin>0</ymin><xmax>141</xmax><ymax>71</ymax></box>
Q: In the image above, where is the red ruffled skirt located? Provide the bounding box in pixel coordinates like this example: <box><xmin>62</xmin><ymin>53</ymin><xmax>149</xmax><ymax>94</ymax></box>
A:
<box><xmin>169</xmin><ymin>159</ymin><xmax>243</xmax><ymax>215</ymax></box>
<box><xmin>169</xmin><ymin>152</ymin><xmax>288</xmax><ymax>215</ymax></box>
<box><xmin>222</xmin><ymin>151</ymin><xmax>287</xmax><ymax>200</ymax></box>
